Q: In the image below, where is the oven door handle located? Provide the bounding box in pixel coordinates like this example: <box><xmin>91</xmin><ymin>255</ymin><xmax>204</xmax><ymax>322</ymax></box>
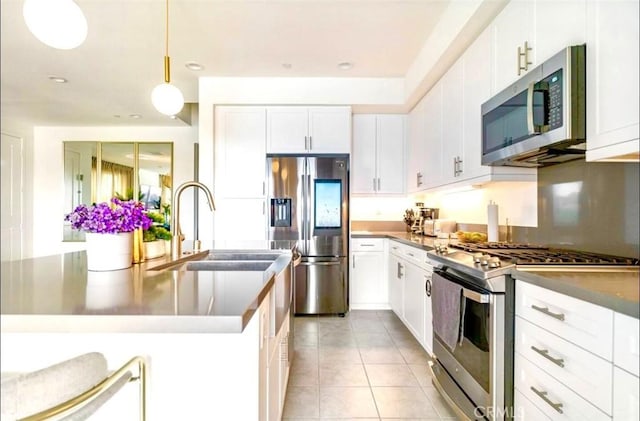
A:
<box><xmin>462</xmin><ymin>288</ymin><xmax>490</xmax><ymax>304</ymax></box>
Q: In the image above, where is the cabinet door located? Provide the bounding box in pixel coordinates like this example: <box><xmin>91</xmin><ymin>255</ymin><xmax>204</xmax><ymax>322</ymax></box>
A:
<box><xmin>491</xmin><ymin>0</ymin><xmax>535</xmax><ymax>92</ymax></box>
<box><xmin>266</xmin><ymin>107</ymin><xmax>309</xmax><ymax>154</ymax></box>
<box><xmin>352</xmin><ymin>114</ymin><xmax>377</xmax><ymax>194</ymax></box>
<box><xmin>441</xmin><ymin>57</ymin><xmax>464</xmax><ymax>184</ymax></box>
<box><xmin>308</xmin><ymin>106</ymin><xmax>351</xmax><ymax>153</ymax></box>
<box><xmin>407</xmin><ymin>97</ymin><xmax>427</xmax><ymax>193</ymax></box>
<box><xmin>403</xmin><ymin>261</ymin><xmax>425</xmax><ymax>344</ymax></box>
<box><xmin>351</xmin><ymin>251</ymin><xmax>386</xmax><ymax>309</ymax></box>
<box><xmin>388</xmin><ymin>253</ymin><xmax>404</xmax><ymax>318</ymax></box>
<box><xmin>613</xmin><ymin>367</ymin><xmax>639</xmax><ymax>421</ymax></box>
<box><xmin>376</xmin><ymin>115</ymin><xmax>405</xmax><ymax>194</ymax></box>
<box><xmin>423</xmin><ymin>83</ymin><xmax>443</xmax><ymax>188</ymax></box>
<box><xmin>534</xmin><ymin>0</ymin><xmax>586</xmax><ymax>64</ymax></box>
<box><xmin>268</xmin><ymin>338</ymin><xmax>281</xmax><ymax>421</ymax></box>
<box><xmin>259</xmin><ymin>294</ymin><xmax>270</xmax><ymax>421</ymax></box>
<box><xmin>215</xmin><ymin>106</ymin><xmax>266</xmax><ymax>198</ymax></box>
<box><xmin>215</xmin><ymin>198</ymin><xmax>267</xmax><ymax>243</ymax></box>
<box><xmin>586</xmin><ymin>0</ymin><xmax>639</xmax><ymax>161</ymax></box>
<box><xmin>462</xmin><ymin>27</ymin><xmax>493</xmax><ymax>181</ymax></box>
<box><xmin>423</xmin><ymin>270</ymin><xmax>433</xmax><ymax>356</ymax></box>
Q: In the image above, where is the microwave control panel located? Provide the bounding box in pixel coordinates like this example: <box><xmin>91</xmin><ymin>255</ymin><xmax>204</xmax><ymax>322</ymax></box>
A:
<box><xmin>545</xmin><ymin>69</ymin><xmax>563</xmax><ymax>129</ymax></box>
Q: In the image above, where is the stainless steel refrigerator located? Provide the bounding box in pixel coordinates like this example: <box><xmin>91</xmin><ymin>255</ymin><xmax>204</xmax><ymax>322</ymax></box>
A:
<box><xmin>266</xmin><ymin>155</ymin><xmax>349</xmax><ymax>315</ymax></box>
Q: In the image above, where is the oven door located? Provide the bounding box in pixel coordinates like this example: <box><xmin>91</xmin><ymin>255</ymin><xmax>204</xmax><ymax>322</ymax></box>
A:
<box><xmin>429</xmin><ymin>268</ymin><xmax>505</xmax><ymax>421</ymax></box>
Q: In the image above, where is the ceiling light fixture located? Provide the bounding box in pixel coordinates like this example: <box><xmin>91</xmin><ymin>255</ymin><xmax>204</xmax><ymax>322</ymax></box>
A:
<box><xmin>151</xmin><ymin>0</ymin><xmax>184</xmax><ymax>116</ymax></box>
<box><xmin>338</xmin><ymin>62</ymin><xmax>353</xmax><ymax>70</ymax></box>
<box><xmin>48</xmin><ymin>76</ymin><xmax>68</xmax><ymax>83</ymax></box>
<box><xmin>23</xmin><ymin>0</ymin><xmax>87</xmax><ymax>50</ymax></box>
<box><xmin>185</xmin><ymin>62</ymin><xmax>204</xmax><ymax>71</ymax></box>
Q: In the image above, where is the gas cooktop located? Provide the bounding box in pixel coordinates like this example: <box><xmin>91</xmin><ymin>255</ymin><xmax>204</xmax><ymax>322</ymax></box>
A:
<box><xmin>449</xmin><ymin>242</ymin><xmax>639</xmax><ymax>266</ymax></box>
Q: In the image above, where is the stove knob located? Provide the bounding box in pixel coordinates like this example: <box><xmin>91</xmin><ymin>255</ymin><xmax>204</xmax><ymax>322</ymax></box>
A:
<box><xmin>488</xmin><ymin>257</ymin><xmax>501</xmax><ymax>268</ymax></box>
<box><xmin>473</xmin><ymin>252</ymin><xmax>483</xmax><ymax>263</ymax></box>
<box><xmin>480</xmin><ymin>254</ymin><xmax>490</xmax><ymax>266</ymax></box>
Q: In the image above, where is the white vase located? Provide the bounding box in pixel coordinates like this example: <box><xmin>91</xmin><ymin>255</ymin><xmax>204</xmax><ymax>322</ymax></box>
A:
<box><xmin>144</xmin><ymin>239</ymin><xmax>166</xmax><ymax>260</ymax></box>
<box><xmin>85</xmin><ymin>232</ymin><xmax>134</xmax><ymax>271</ymax></box>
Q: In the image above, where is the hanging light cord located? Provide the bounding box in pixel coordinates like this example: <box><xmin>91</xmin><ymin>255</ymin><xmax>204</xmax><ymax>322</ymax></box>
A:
<box><xmin>163</xmin><ymin>0</ymin><xmax>171</xmax><ymax>83</ymax></box>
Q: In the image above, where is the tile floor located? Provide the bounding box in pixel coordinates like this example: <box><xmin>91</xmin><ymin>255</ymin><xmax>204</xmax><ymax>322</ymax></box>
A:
<box><xmin>283</xmin><ymin>310</ymin><xmax>458</xmax><ymax>420</ymax></box>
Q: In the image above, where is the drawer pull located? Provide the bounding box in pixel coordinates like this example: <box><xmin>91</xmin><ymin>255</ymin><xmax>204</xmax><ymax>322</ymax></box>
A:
<box><xmin>530</xmin><ymin>386</ymin><xmax>564</xmax><ymax>414</ymax></box>
<box><xmin>359</xmin><ymin>244</ymin><xmax>376</xmax><ymax>247</ymax></box>
<box><xmin>531</xmin><ymin>345</ymin><xmax>565</xmax><ymax>367</ymax></box>
<box><xmin>407</xmin><ymin>252</ymin><xmax>415</xmax><ymax>257</ymax></box>
<box><xmin>531</xmin><ymin>304</ymin><xmax>565</xmax><ymax>321</ymax></box>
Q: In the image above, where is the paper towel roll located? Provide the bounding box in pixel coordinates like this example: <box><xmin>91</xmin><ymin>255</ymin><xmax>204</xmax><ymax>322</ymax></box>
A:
<box><xmin>487</xmin><ymin>201</ymin><xmax>499</xmax><ymax>242</ymax></box>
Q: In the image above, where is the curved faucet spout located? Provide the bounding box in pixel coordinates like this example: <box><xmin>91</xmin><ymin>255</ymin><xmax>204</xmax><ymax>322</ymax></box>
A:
<box><xmin>171</xmin><ymin>181</ymin><xmax>216</xmax><ymax>259</ymax></box>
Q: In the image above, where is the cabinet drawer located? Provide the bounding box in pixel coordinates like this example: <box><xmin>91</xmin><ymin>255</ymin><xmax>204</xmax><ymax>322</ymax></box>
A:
<box><xmin>515</xmin><ymin>316</ymin><xmax>612</xmax><ymax>414</ymax></box>
<box><xmin>613</xmin><ymin>367</ymin><xmax>639</xmax><ymax>421</ymax></box>
<box><xmin>514</xmin><ymin>389</ymin><xmax>552</xmax><ymax>421</ymax></box>
<box><xmin>515</xmin><ymin>353</ymin><xmax>610</xmax><ymax>421</ymax></box>
<box><xmin>516</xmin><ymin>281</ymin><xmax>614</xmax><ymax>361</ymax></box>
<box><xmin>352</xmin><ymin>238</ymin><xmax>384</xmax><ymax>252</ymax></box>
<box><xmin>614</xmin><ymin>312</ymin><xmax>640</xmax><ymax>377</ymax></box>
<box><xmin>389</xmin><ymin>240</ymin><xmax>404</xmax><ymax>257</ymax></box>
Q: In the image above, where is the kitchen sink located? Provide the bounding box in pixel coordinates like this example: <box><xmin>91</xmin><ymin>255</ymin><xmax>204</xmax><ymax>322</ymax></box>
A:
<box><xmin>204</xmin><ymin>252</ymin><xmax>281</xmax><ymax>261</ymax></box>
<box><xmin>186</xmin><ymin>260</ymin><xmax>274</xmax><ymax>271</ymax></box>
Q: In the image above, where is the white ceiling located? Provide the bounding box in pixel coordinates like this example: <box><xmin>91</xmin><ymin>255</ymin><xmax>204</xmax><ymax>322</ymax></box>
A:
<box><xmin>1</xmin><ymin>0</ymin><xmax>453</xmax><ymax>128</ymax></box>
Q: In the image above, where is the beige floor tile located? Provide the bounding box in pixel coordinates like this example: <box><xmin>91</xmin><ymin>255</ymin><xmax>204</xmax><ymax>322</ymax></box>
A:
<box><xmin>371</xmin><ymin>387</ymin><xmax>440</xmax><ymax>419</ymax></box>
<box><xmin>365</xmin><ymin>364</ymin><xmax>420</xmax><ymax>387</ymax></box>
<box><xmin>295</xmin><ymin>317</ymin><xmax>319</xmax><ymax>334</ymax></box>
<box><xmin>292</xmin><ymin>348</ymin><xmax>319</xmax><ymax>368</ymax></box>
<box><xmin>319</xmin><ymin>331</ymin><xmax>358</xmax><ymax>348</ymax></box>
<box><xmin>350</xmin><ymin>318</ymin><xmax>388</xmax><ymax>333</ymax></box>
<box><xmin>319</xmin><ymin>387</ymin><xmax>379</xmax><ymax>418</ymax></box>
<box><xmin>319</xmin><ymin>346</ymin><xmax>362</xmax><ymax>364</ymax></box>
<box><xmin>397</xmin><ymin>345</ymin><xmax>432</xmax><ymax>365</ymax></box>
<box><xmin>355</xmin><ymin>332</ymin><xmax>394</xmax><ymax>347</ymax></box>
<box><xmin>408</xmin><ymin>364</ymin><xmax>433</xmax><ymax>388</ymax></box>
<box><xmin>319</xmin><ymin>363</ymin><xmax>369</xmax><ymax>386</ymax></box>
<box><xmin>349</xmin><ymin>310</ymin><xmax>382</xmax><ymax>320</ymax></box>
<box><xmin>360</xmin><ymin>347</ymin><xmax>405</xmax><ymax>364</ymax></box>
<box><xmin>422</xmin><ymin>386</ymin><xmax>459</xmax><ymax>419</ymax></box>
<box><xmin>290</xmin><ymin>362</ymin><xmax>319</xmax><ymax>386</ymax></box>
<box><xmin>375</xmin><ymin>310</ymin><xmax>399</xmax><ymax>321</ymax></box>
<box><xmin>283</xmin><ymin>386</ymin><xmax>319</xmax><ymax>418</ymax></box>
<box><xmin>296</xmin><ymin>331</ymin><xmax>319</xmax><ymax>349</ymax></box>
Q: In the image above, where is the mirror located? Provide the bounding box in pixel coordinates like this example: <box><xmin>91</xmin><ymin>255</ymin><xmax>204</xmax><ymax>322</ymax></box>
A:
<box><xmin>63</xmin><ymin>141</ymin><xmax>173</xmax><ymax>242</ymax></box>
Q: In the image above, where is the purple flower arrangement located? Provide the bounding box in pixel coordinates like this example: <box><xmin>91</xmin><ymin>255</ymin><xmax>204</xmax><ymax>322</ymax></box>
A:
<box><xmin>65</xmin><ymin>197</ymin><xmax>152</xmax><ymax>234</ymax></box>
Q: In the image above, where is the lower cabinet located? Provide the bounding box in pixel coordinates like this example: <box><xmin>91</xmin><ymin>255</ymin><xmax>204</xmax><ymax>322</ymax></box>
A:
<box><xmin>267</xmin><ymin>312</ymin><xmax>290</xmax><ymax>421</ymax></box>
<box><xmin>613</xmin><ymin>367</ymin><xmax>639</xmax><ymax>421</ymax></box>
<box><xmin>388</xmin><ymin>249</ymin><xmax>404</xmax><ymax>318</ymax></box>
<box><xmin>403</xmin><ymin>261</ymin><xmax>425</xmax><ymax>344</ymax></box>
<box><xmin>350</xmin><ymin>238</ymin><xmax>388</xmax><ymax>309</ymax></box>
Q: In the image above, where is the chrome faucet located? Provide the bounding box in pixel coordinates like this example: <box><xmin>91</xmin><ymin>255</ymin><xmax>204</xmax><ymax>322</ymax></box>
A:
<box><xmin>171</xmin><ymin>181</ymin><xmax>216</xmax><ymax>259</ymax></box>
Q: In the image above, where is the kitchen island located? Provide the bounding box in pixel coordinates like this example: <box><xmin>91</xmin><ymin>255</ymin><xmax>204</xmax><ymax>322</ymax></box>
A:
<box><xmin>1</xmin><ymin>246</ymin><xmax>294</xmax><ymax>420</ymax></box>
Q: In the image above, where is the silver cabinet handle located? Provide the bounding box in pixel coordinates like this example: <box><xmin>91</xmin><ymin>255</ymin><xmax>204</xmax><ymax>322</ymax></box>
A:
<box><xmin>518</xmin><ymin>40</ymin><xmax>533</xmax><ymax>75</ymax></box>
<box><xmin>531</xmin><ymin>345</ymin><xmax>565</xmax><ymax>368</ymax></box>
<box><xmin>309</xmin><ymin>136</ymin><xmax>312</xmax><ymax>150</ymax></box>
<box><xmin>407</xmin><ymin>252</ymin><xmax>414</xmax><ymax>257</ymax></box>
<box><xmin>304</xmin><ymin>135</ymin><xmax>308</xmax><ymax>150</ymax></box>
<box><xmin>425</xmin><ymin>276</ymin><xmax>431</xmax><ymax>297</ymax></box>
<box><xmin>453</xmin><ymin>157</ymin><xmax>457</xmax><ymax>177</ymax></box>
<box><xmin>397</xmin><ymin>262</ymin><xmax>404</xmax><ymax>278</ymax></box>
<box><xmin>377</xmin><ymin>178</ymin><xmax>381</xmax><ymax>191</ymax></box>
<box><xmin>359</xmin><ymin>244</ymin><xmax>376</xmax><ymax>247</ymax></box>
<box><xmin>530</xmin><ymin>386</ymin><xmax>563</xmax><ymax>414</ymax></box>
<box><xmin>373</xmin><ymin>178</ymin><xmax>377</xmax><ymax>191</ymax></box>
<box><xmin>531</xmin><ymin>304</ymin><xmax>565</xmax><ymax>321</ymax></box>
<box><xmin>262</xmin><ymin>181</ymin><xmax>265</xmax><ymax>196</ymax></box>
<box><xmin>416</xmin><ymin>172</ymin><xmax>423</xmax><ymax>187</ymax></box>
<box><xmin>352</xmin><ymin>256</ymin><xmax>356</xmax><ymax>269</ymax></box>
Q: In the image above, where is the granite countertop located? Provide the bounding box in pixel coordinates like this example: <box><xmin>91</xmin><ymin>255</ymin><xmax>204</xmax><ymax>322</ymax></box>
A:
<box><xmin>0</xmin><ymin>245</ymin><xmax>293</xmax><ymax>334</ymax></box>
<box><xmin>351</xmin><ymin>230</ymin><xmax>639</xmax><ymax>318</ymax></box>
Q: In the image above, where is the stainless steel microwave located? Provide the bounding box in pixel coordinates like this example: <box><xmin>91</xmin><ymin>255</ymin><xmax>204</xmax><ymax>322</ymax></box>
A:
<box><xmin>481</xmin><ymin>44</ymin><xmax>586</xmax><ymax>167</ymax></box>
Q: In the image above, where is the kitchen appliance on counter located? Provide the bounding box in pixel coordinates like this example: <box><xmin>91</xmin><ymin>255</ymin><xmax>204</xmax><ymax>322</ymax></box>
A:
<box><xmin>427</xmin><ymin>241</ymin><xmax>639</xmax><ymax>421</ymax></box>
<box><xmin>482</xmin><ymin>44</ymin><xmax>586</xmax><ymax>168</ymax></box>
<box><xmin>267</xmin><ymin>155</ymin><xmax>349</xmax><ymax>315</ymax></box>
<box><xmin>423</xmin><ymin>219</ymin><xmax>457</xmax><ymax>237</ymax></box>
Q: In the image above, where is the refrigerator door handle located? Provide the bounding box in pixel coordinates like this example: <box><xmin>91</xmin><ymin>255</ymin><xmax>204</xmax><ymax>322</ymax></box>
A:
<box><xmin>298</xmin><ymin>261</ymin><xmax>342</xmax><ymax>266</ymax></box>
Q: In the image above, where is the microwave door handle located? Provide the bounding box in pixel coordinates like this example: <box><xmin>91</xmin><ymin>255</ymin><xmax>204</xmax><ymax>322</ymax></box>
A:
<box><xmin>527</xmin><ymin>80</ymin><xmax>550</xmax><ymax>135</ymax></box>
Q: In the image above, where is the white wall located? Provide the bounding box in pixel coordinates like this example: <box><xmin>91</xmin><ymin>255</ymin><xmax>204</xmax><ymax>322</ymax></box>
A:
<box><xmin>31</xmin><ymin>125</ymin><xmax>197</xmax><ymax>258</ymax></box>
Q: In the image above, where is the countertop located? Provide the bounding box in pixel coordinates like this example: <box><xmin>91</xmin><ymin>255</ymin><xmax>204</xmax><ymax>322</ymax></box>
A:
<box><xmin>351</xmin><ymin>231</ymin><xmax>639</xmax><ymax>318</ymax></box>
<box><xmin>1</xmin><ymin>244</ymin><xmax>293</xmax><ymax>334</ymax></box>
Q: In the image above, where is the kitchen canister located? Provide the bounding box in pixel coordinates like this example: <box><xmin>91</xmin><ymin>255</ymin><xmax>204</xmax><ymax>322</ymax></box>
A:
<box><xmin>85</xmin><ymin>231</ymin><xmax>134</xmax><ymax>271</ymax></box>
<box><xmin>487</xmin><ymin>201</ymin><xmax>499</xmax><ymax>242</ymax></box>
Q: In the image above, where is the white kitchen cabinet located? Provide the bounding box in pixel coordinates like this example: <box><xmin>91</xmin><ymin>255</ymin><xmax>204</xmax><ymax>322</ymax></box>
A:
<box><xmin>259</xmin><ymin>292</ymin><xmax>271</xmax><ymax>421</ymax></box>
<box><xmin>586</xmin><ymin>0</ymin><xmax>639</xmax><ymax>162</ymax></box>
<box><xmin>388</xmin><ymin>245</ymin><xmax>404</xmax><ymax>318</ymax></box>
<box><xmin>613</xmin><ymin>366</ymin><xmax>639</xmax><ymax>421</ymax></box>
<box><xmin>214</xmin><ymin>198</ymin><xmax>266</xmax><ymax>242</ymax></box>
<box><xmin>406</xmin><ymin>96</ymin><xmax>427</xmax><ymax>193</ymax></box>
<box><xmin>423</xmin><ymin>269</ymin><xmax>433</xmax><ymax>356</ymax></box>
<box><xmin>533</xmin><ymin>0</ymin><xmax>586</xmax><ymax>65</ymax></box>
<box><xmin>402</xmin><ymin>260</ymin><xmax>426</xmax><ymax>346</ymax></box>
<box><xmin>350</xmin><ymin>238</ymin><xmax>388</xmax><ymax>309</ymax></box>
<box><xmin>614</xmin><ymin>312</ymin><xmax>640</xmax><ymax>377</ymax></box>
<box><xmin>441</xmin><ymin>57</ymin><xmax>464</xmax><ymax>184</ymax></box>
<box><xmin>266</xmin><ymin>106</ymin><xmax>351</xmax><ymax>154</ymax></box>
<box><xmin>352</xmin><ymin>114</ymin><xmax>405</xmax><ymax>194</ymax></box>
<box><xmin>423</xmin><ymin>82</ymin><xmax>443</xmax><ymax>189</ymax></box>
<box><xmin>214</xmin><ymin>106</ymin><xmax>267</xmax><ymax>198</ymax></box>
<box><xmin>491</xmin><ymin>0</ymin><xmax>535</xmax><ymax>92</ymax></box>
<box><xmin>267</xmin><ymin>312</ymin><xmax>291</xmax><ymax>421</ymax></box>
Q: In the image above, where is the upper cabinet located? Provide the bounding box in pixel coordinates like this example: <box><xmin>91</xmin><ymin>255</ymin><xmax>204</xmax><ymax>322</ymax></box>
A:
<box><xmin>266</xmin><ymin>106</ymin><xmax>351</xmax><ymax>154</ymax></box>
<box><xmin>406</xmin><ymin>96</ymin><xmax>427</xmax><ymax>193</ymax></box>
<box><xmin>352</xmin><ymin>114</ymin><xmax>405</xmax><ymax>195</ymax></box>
<box><xmin>585</xmin><ymin>0</ymin><xmax>639</xmax><ymax>161</ymax></box>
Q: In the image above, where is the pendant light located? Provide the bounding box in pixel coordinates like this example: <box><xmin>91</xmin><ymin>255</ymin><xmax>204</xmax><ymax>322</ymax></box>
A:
<box><xmin>23</xmin><ymin>0</ymin><xmax>87</xmax><ymax>50</ymax></box>
<box><xmin>151</xmin><ymin>0</ymin><xmax>184</xmax><ymax>116</ymax></box>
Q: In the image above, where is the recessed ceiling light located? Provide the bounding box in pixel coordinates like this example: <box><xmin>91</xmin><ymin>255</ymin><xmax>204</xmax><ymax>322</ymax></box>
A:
<box><xmin>185</xmin><ymin>61</ymin><xmax>204</xmax><ymax>71</ymax></box>
<box><xmin>113</xmin><ymin>114</ymin><xmax>121</xmax><ymax>118</ymax></box>
<box><xmin>129</xmin><ymin>114</ymin><xmax>141</xmax><ymax>119</ymax></box>
<box><xmin>282</xmin><ymin>63</ymin><xmax>292</xmax><ymax>69</ymax></box>
<box><xmin>169</xmin><ymin>115</ymin><xmax>177</xmax><ymax>119</ymax></box>
<box><xmin>48</xmin><ymin>76</ymin><xmax>67</xmax><ymax>83</ymax></box>
<box><xmin>337</xmin><ymin>62</ymin><xmax>353</xmax><ymax>70</ymax></box>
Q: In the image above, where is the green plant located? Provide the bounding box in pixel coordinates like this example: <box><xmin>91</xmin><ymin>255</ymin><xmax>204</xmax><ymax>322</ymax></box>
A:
<box><xmin>146</xmin><ymin>211</ymin><xmax>165</xmax><ymax>224</ymax></box>
<box><xmin>143</xmin><ymin>225</ymin><xmax>172</xmax><ymax>242</ymax></box>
